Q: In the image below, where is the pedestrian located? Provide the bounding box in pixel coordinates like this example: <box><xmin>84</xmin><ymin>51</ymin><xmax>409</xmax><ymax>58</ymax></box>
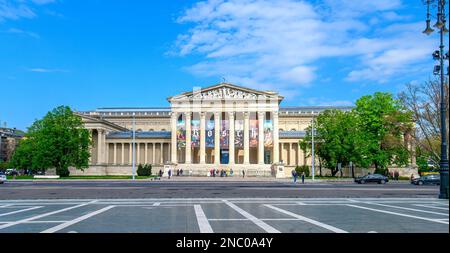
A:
<box><xmin>230</xmin><ymin>168</ymin><xmax>234</xmax><ymax>177</ymax></box>
<box><xmin>410</xmin><ymin>173</ymin><xmax>414</xmax><ymax>183</ymax></box>
<box><xmin>394</xmin><ymin>170</ymin><xmax>399</xmax><ymax>181</ymax></box>
<box><xmin>242</xmin><ymin>170</ymin><xmax>245</xmax><ymax>178</ymax></box>
<box><xmin>301</xmin><ymin>172</ymin><xmax>305</xmax><ymax>184</ymax></box>
<box><xmin>177</xmin><ymin>169</ymin><xmax>180</xmax><ymax>176</ymax></box>
<box><xmin>158</xmin><ymin>169</ymin><xmax>163</xmax><ymax>178</ymax></box>
<box><xmin>291</xmin><ymin>169</ymin><xmax>297</xmax><ymax>183</ymax></box>
<box><xmin>180</xmin><ymin>169</ymin><xmax>183</xmax><ymax>176</ymax></box>
<box><xmin>168</xmin><ymin>169</ymin><xmax>172</xmax><ymax>179</ymax></box>
<box><xmin>212</xmin><ymin>169</ymin><xmax>216</xmax><ymax>177</ymax></box>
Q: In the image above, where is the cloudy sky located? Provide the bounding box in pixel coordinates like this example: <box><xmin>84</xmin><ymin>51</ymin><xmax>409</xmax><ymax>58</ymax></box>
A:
<box><xmin>0</xmin><ymin>0</ymin><xmax>448</xmax><ymax>130</ymax></box>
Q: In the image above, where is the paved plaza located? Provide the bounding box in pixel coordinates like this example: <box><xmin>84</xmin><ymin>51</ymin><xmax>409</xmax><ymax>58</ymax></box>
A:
<box><xmin>0</xmin><ymin>198</ymin><xmax>448</xmax><ymax>233</ymax></box>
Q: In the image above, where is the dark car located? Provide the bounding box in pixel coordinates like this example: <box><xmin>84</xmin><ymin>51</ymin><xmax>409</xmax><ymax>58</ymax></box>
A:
<box><xmin>411</xmin><ymin>174</ymin><xmax>440</xmax><ymax>185</ymax></box>
<box><xmin>355</xmin><ymin>174</ymin><xmax>389</xmax><ymax>184</ymax></box>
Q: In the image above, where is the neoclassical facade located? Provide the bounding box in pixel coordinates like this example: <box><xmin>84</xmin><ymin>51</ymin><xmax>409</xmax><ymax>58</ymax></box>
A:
<box><xmin>74</xmin><ymin>83</ymin><xmax>354</xmax><ymax>177</ymax></box>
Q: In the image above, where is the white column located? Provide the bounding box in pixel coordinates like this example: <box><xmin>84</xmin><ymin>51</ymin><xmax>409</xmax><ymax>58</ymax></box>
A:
<box><xmin>289</xmin><ymin>143</ymin><xmax>293</xmax><ymax>166</ymax></box>
<box><xmin>152</xmin><ymin>143</ymin><xmax>156</xmax><ymax>164</ymax></box>
<box><xmin>273</xmin><ymin>112</ymin><xmax>280</xmax><ymax>163</ymax></box>
<box><xmin>103</xmin><ymin>131</ymin><xmax>107</xmax><ymax>165</ymax></box>
<box><xmin>244</xmin><ymin>112</ymin><xmax>250</xmax><ymax>165</ymax></box>
<box><xmin>280</xmin><ymin>143</ymin><xmax>284</xmax><ymax>164</ymax></box>
<box><xmin>228</xmin><ymin>112</ymin><xmax>235</xmax><ymax>165</ymax></box>
<box><xmin>214</xmin><ymin>112</ymin><xmax>221</xmax><ymax>165</ymax></box>
<box><xmin>297</xmin><ymin>143</ymin><xmax>302</xmax><ymax>167</ymax></box>
<box><xmin>129</xmin><ymin>142</ymin><xmax>132</xmax><ymax>165</ymax></box>
<box><xmin>258</xmin><ymin>111</ymin><xmax>265</xmax><ymax>165</ymax></box>
<box><xmin>185</xmin><ymin>112</ymin><xmax>192</xmax><ymax>164</ymax></box>
<box><xmin>200</xmin><ymin>112</ymin><xmax>206</xmax><ymax>164</ymax></box>
<box><xmin>171</xmin><ymin>112</ymin><xmax>178</xmax><ymax>163</ymax></box>
<box><xmin>136</xmin><ymin>143</ymin><xmax>140</xmax><ymax>165</ymax></box>
<box><xmin>97</xmin><ymin>129</ymin><xmax>102</xmax><ymax>165</ymax></box>
<box><xmin>121</xmin><ymin>143</ymin><xmax>125</xmax><ymax>165</ymax></box>
<box><xmin>88</xmin><ymin>129</ymin><xmax>93</xmax><ymax>164</ymax></box>
<box><xmin>113</xmin><ymin>143</ymin><xmax>117</xmax><ymax>165</ymax></box>
<box><xmin>160</xmin><ymin>142</ymin><xmax>164</xmax><ymax>164</ymax></box>
<box><xmin>145</xmin><ymin>143</ymin><xmax>148</xmax><ymax>164</ymax></box>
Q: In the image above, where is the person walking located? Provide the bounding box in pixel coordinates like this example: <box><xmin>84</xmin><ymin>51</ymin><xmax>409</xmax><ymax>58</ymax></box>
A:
<box><xmin>291</xmin><ymin>169</ymin><xmax>297</xmax><ymax>183</ymax></box>
<box><xmin>394</xmin><ymin>170</ymin><xmax>399</xmax><ymax>181</ymax></box>
<box><xmin>301</xmin><ymin>172</ymin><xmax>305</xmax><ymax>184</ymax></box>
<box><xmin>242</xmin><ymin>170</ymin><xmax>245</xmax><ymax>178</ymax></box>
<box><xmin>168</xmin><ymin>169</ymin><xmax>172</xmax><ymax>179</ymax></box>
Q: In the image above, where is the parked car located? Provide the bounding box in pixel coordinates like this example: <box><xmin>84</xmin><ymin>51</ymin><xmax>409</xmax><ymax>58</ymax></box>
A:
<box><xmin>411</xmin><ymin>174</ymin><xmax>440</xmax><ymax>185</ymax></box>
<box><xmin>5</xmin><ymin>169</ymin><xmax>18</xmax><ymax>176</ymax></box>
<box><xmin>0</xmin><ymin>174</ymin><xmax>6</xmax><ymax>184</ymax></box>
<box><xmin>355</xmin><ymin>174</ymin><xmax>389</xmax><ymax>184</ymax></box>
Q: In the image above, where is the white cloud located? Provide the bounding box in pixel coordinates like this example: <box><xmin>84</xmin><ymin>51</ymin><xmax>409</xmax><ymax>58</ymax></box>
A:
<box><xmin>28</xmin><ymin>68</ymin><xmax>68</xmax><ymax>73</ymax></box>
<box><xmin>173</xmin><ymin>0</ymin><xmax>433</xmax><ymax>97</ymax></box>
<box><xmin>7</xmin><ymin>27</ymin><xmax>39</xmax><ymax>38</ymax></box>
<box><xmin>0</xmin><ymin>0</ymin><xmax>56</xmax><ymax>21</ymax></box>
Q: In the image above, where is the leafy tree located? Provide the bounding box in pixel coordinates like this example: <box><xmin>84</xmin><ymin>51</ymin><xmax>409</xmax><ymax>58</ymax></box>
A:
<box><xmin>137</xmin><ymin>164</ymin><xmax>152</xmax><ymax>176</ymax></box>
<box><xmin>355</xmin><ymin>92</ymin><xmax>413</xmax><ymax>172</ymax></box>
<box><xmin>10</xmin><ymin>106</ymin><xmax>91</xmax><ymax>177</ymax></box>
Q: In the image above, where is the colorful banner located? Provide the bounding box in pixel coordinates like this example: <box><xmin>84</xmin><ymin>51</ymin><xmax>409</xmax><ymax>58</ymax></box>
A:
<box><xmin>176</xmin><ymin>119</ymin><xmax>186</xmax><ymax>148</ymax></box>
<box><xmin>220</xmin><ymin>120</ymin><xmax>229</xmax><ymax>148</ymax></box>
<box><xmin>206</xmin><ymin>120</ymin><xmax>215</xmax><ymax>148</ymax></box>
<box><xmin>235</xmin><ymin>120</ymin><xmax>244</xmax><ymax>148</ymax></box>
<box><xmin>191</xmin><ymin>120</ymin><xmax>200</xmax><ymax>147</ymax></box>
<box><xmin>249</xmin><ymin>120</ymin><xmax>259</xmax><ymax>147</ymax></box>
<box><xmin>264</xmin><ymin>120</ymin><xmax>273</xmax><ymax>147</ymax></box>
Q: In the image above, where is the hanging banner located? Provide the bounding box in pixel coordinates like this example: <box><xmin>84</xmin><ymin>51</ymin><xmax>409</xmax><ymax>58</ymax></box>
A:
<box><xmin>264</xmin><ymin>120</ymin><xmax>273</xmax><ymax>147</ymax></box>
<box><xmin>206</xmin><ymin>120</ymin><xmax>215</xmax><ymax>148</ymax></box>
<box><xmin>249</xmin><ymin>119</ymin><xmax>259</xmax><ymax>147</ymax></box>
<box><xmin>191</xmin><ymin>120</ymin><xmax>200</xmax><ymax>147</ymax></box>
<box><xmin>235</xmin><ymin>120</ymin><xmax>244</xmax><ymax>148</ymax></box>
<box><xmin>220</xmin><ymin>120</ymin><xmax>229</xmax><ymax>148</ymax></box>
<box><xmin>177</xmin><ymin>119</ymin><xmax>186</xmax><ymax>148</ymax></box>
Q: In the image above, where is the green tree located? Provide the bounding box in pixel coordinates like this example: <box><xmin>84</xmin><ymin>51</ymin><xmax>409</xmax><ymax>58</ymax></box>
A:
<box><xmin>355</xmin><ymin>92</ymin><xmax>413</xmax><ymax>173</ymax></box>
<box><xmin>10</xmin><ymin>106</ymin><xmax>91</xmax><ymax>177</ymax></box>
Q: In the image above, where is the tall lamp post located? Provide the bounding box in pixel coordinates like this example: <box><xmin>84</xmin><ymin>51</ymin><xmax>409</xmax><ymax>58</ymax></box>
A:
<box><xmin>311</xmin><ymin>114</ymin><xmax>315</xmax><ymax>181</ymax></box>
<box><xmin>132</xmin><ymin>112</ymin><xmax>136</xmax><ymax>181</ymax></box>
<box><xmin>422</xmin><ymin>0</ymin><xmax>449</xmax><ymax>199</ymax></box>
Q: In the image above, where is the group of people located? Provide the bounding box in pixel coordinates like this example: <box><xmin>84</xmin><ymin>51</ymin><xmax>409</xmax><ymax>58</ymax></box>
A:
<box><xmin>291</xmin><ymin>170</ymin><xmax>306</xmax><ymax>184</ymax></box>
<box><xmin>387</xmin><ymin>169</ymin><xmax>400</xmax><ymax>181</ymax></box>
<box><xmin>158</xmin><ymin>168</ymin><xmax>184</xmax><ymax>179</ymax></box>
<box><xmin>209</xmin><ymin>168</ymin><xmax>234</xmax><ymax>177</ymax></box>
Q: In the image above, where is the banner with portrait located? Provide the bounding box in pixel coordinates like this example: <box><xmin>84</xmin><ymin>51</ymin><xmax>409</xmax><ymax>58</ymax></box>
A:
<box><xmin>234</xmin><ymin>120</ymin><xmax>244</xmax><ymax>148</ymax></box>
<box><xmin>176</xmin><ymin>119</ymin><xmax>186</xmax><ymax>148</ymax></box>
<box><xmin>191</xmin><ymin>120</ymin><xmax>200</xmax><ymax>147</ymax></box>
<box><xmin>249</xmin><ymin>120</ymin><xmax>259</xmax><ymax>147</ymax></box>
<box><xmin>220</xmin><ymin>120</ymin><xmax>229</xmax><ymax>148</ymax></box>
<box><xmin>206</xmin><ymin>120</ymin><xmax>215</xmax><ymax>148</ymax></box>
<box><xmin>264</xmin><ymin>120</ymin><xmax>273</xmax><ymax>147</ymax></box>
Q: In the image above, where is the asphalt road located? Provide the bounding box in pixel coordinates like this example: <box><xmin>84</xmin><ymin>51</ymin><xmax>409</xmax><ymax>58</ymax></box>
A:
<box><xmin>0</xmin><ymin>179</ymin><xmax>441</xmax><ymax>199</ymax></box>
<box><xmin>0</xmin><ymin>198</ymin><xmax>448</xmax><ymax>233</ymax></box>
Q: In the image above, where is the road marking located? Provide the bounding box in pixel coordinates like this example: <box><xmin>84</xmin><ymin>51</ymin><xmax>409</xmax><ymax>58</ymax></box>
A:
<box><xmin>364</xmin><ymin>202</ymin><xmax>448</xmax><ymax>216</ymax></box>
<box><xmin>26</xmin><ymin>221</ymin><xmax>68</xmax><ymax>223</ymax></box>
<box><xmin>346</xmin><ymin>204</ymin><xmax>449</xmax><ymax>225</ymax></box>
<box><xmin>0</xmin><ymin>201</ymin><xmax>97</xmax><ymax>230</ymax></box>
<box><xmin>208</xmin><ymin>219</ymin><xmax>248</xmax><ymax>221</ymax></box>
<box><xmin>40</xmin><ymin>205</ymin><xmax>115</xmax><ymax>233</ymax></box>
<box><xmin>413</xmin><ymin>204</ymin><xmax>449</xmax><ymax>210</ymax></box>
<box><xmin>297</xmin><ymin>202</ymin><xmax>306</xmax><ymax>205</ymax></box>
<box><xmin>0</xmin><ymin>206</ymin><xmax>42</xmax><ymax>217</ymax></box>
<box><xmin>153</xmin><ymin>202</ymin><xmax>160</xmax><ymax>206</ymax></box>
<box><xmin>194</xmin><ymin>205</ymin><xmax>213</xmax><ymax>233</ymax></box>
<box><xmin>0</xmin><ymin>204</ymin><xmax>12</xmax><ymax>208</ymax></box>
<box><xmin>223</xmin><ymin>200</ymin><xmax>280</xmax><ymax>233</ymax></box>
<box><xmin>264</xmin><ymin>205</ymin><xmax>348</xmax><ymax>233</ymax></box>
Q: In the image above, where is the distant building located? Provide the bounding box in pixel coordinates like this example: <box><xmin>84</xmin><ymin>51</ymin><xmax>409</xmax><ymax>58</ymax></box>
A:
<box><xmin>0</xmin><ymin>127</ymin><xmax>24</xmax><ymax>163</ymax></box>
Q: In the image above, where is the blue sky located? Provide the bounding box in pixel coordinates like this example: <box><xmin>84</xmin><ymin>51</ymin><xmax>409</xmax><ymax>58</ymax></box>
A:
<box><xmin>0</xmin><ymin>0</ymin><xmax>448</xmax><ymax>130</ymax></box>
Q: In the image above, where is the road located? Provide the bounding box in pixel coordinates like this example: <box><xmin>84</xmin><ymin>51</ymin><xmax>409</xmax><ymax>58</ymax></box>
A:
<box><xmin>0</xmin><ymin>179</ymin><xmax>441</xmax><ymax>199</ymax></box>
<box><xmin>0</xmin><ymin>198</ymin><xmax>448</xmax><ymax>233</ymax></box>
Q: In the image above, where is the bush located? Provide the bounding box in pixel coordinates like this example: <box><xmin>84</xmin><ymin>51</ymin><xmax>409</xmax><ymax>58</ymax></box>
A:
<box><xmin>56</xmin><ymin>167</ymin><xmax>70</xmax><ymax>177</ymax></box>
<box><xmin>137</xmin><ymin>164</ymin><xmax>152</xmax><ymax>176</ymax></box>
<box><xmin>295</xmin><ymin>165</ymin><xmax>310</xmax><ymax>177</ymax></box>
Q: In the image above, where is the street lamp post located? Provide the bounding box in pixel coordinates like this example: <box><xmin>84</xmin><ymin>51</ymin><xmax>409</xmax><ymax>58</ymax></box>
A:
<box><xmin>422</xmin><ymin>0</ymin><xmax>449</xmax><ymax>199</ymax></box>
<box><xmin>132</xmin><ymin>112</ymin><xmax>136</xmax><ymax>181</ymax></box>
<box><xmin>311</xmin><ymin>115</ymin><xmax>315</xmax><ymax>181</ymax></box>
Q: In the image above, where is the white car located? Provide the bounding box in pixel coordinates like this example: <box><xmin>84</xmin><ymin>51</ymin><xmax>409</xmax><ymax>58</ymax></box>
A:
<box><xmin>0</xmin><ymin>174</ymin><xmax>6</xmax><ymax>184</ymax></box>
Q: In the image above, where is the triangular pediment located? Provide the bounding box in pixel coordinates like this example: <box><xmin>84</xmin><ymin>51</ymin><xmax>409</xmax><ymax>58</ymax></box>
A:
<box><xmin>168</xmin><ymin>83</ymin><xmax>283</xmax><ymax>101</ymax></box>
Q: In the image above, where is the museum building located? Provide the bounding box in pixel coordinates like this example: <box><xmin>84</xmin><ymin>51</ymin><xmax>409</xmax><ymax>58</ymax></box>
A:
<box><xmin>74</xmin><ymin>83</ymin><xmax>354</xmax><ymax>177</ymax></box>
